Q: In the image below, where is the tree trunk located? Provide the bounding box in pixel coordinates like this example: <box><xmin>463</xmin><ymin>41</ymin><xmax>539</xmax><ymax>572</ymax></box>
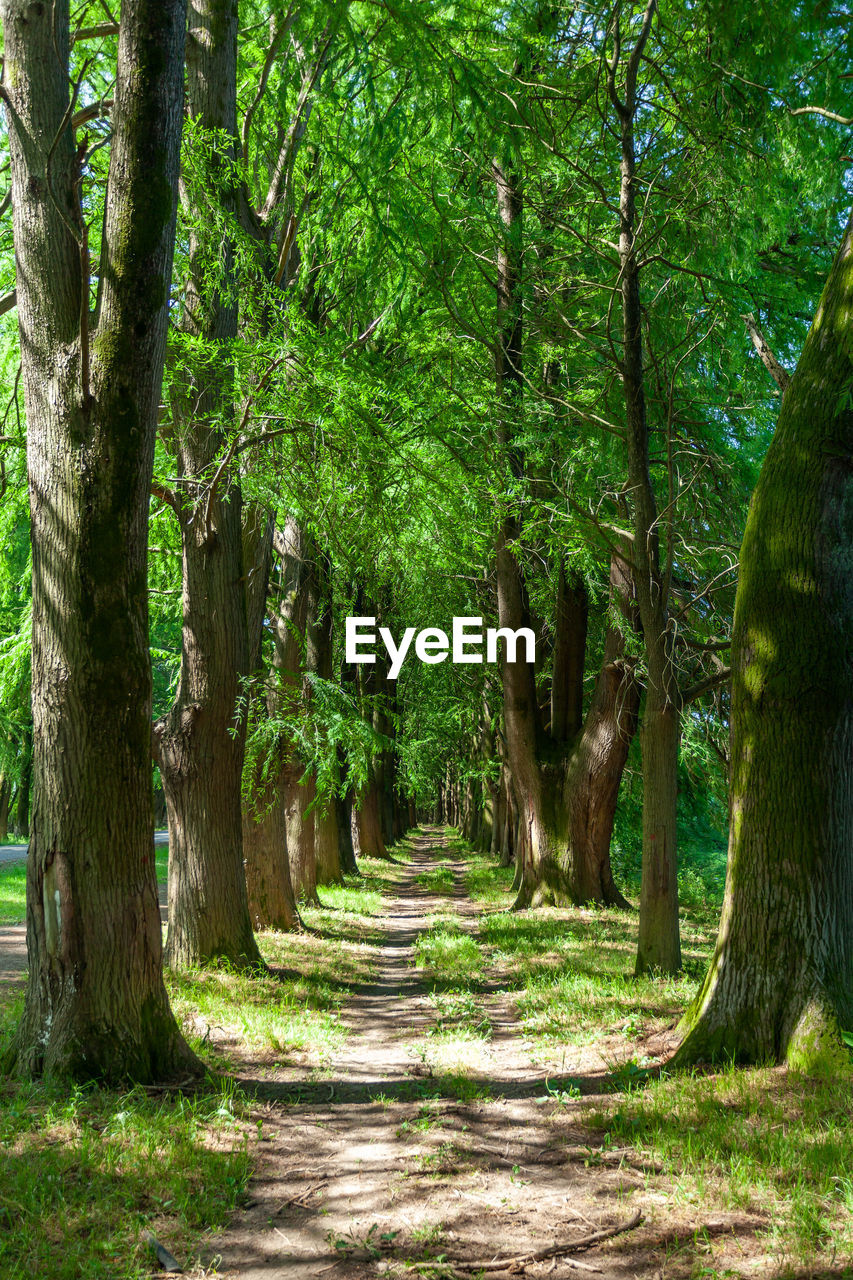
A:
<box><xmin>154</xmin><ymin>0</ymin><xmax>262</xmax><ymax>972</ymax></box>
<box><xmin>14</xmin><ymin>727</ymin><xmax>32</xmax><ymax>838</ymax></box>
<box><xmin>286</xmin><ymin>766</ymin><xmax>320</xmax><ymax>904</ymax></box>
<box><xmin>558</xmin><ymin>562</ymin><xmax>639</xmax><ymax>907</ymax></box>
<box><xmin>243</xmin><ymin>776</ymin><xmax>301</xmax><ymax>932</ymax></box>
<box><xmin>242</xmin><ymin>517</ymin><xmax>305</xmax><ymax>927</ymax></box>
<box><xmin>354</xmin><ymin>781</ymin><xmax>389</xmax><ymax>860</ymax></box>
<box><xmin>551</xmin><ymin>566</ymin><xmax>588</xmax><ymax>743</ymax></box>
<box><xmin>607</xmin><ymin>3</ymin><xmax>681</xmax><ymax>972</ymax></box>
<box><xmin>337</xmin><ymin>792</ymin><xmax>359</xmax><ymax>874</ymax></box>
<box><xmin>3</xmin><ymin>0</ymin><xmax>198</xmax><ymax>1079</ymax></box>
<box><xmin>306</xmin><ymin>553</ymin><xmax>343</xmax><ymax>888</ymax></box>
<box><xmin>0</xmin><ymin>775</ymin><xmax>10</xmax><ymax>839</ymax></box>
<box><xmin>676</xmin><ymin>210</ymin><xmax>853</xmax><ymax>1070</ymax></box>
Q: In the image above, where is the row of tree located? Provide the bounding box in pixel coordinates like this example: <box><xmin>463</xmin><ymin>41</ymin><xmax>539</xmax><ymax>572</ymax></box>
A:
<box><xmin>0</xmin><ymin>0</ymin><xmax>850</xmax><ymax>1079</ymax></box>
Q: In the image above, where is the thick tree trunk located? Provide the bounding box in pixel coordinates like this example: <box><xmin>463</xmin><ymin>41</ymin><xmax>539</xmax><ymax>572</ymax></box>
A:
<box><xmin>551</xmin><ymin>566</ymin><xmax>588</xmax><ymax>743</ymax></box>
<box><xmin>337</xmin><ymin>794</ymin><xmax>358</xmax><ymax>874</ymax></box>
<box><xmin>676</xmin><ymin>211</ymin><xmax>853</xmax><ymax>1069</ymax></box>
<box><xmin>557</xmin><ymin>554</ymin><xmax>639</xmax><ymax>907</ymax></box>
<box><xmin>286</xmin><ymin>767</ymin><xmax>320</xmax><ymax>904</ymax></box>
<box><xmin>3</xmin><ymin>0</ymin><xmax>197</xmax><ymax>1079</ymax></box>
<box><xmin>155</xmin><ymin>0</ymin><xmax>262</xmax><ymax>972</ymax></box>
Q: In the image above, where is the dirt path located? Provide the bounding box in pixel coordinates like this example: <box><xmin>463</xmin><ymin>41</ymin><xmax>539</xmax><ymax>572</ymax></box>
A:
<box><xmin>200</xmin><ymin>829</ymin><xmax>653</xmax><ymax>1280</ymax></box>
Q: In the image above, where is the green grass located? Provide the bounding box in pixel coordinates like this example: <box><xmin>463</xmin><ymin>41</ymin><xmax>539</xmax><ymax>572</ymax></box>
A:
<box><xmin>460</xmin><ymin>844</ymin><xmax>853</xmax><ymax>1269</ymax></box>
<box><xmin>413</xmin><ymin>921</ymin><xmax>484</xmax><ymax>989</ymax></box>
<box><xmin>0</xmin><ymin>995</ymin><xmax>253</xmax><ymax>1280</ymax></box>
<box><xmin>589</xmin><ymin>1063</ymin><xmax>853</xmax><ymax>1265</ymax></box>
<box><xmin>464</xmin><ymin>852</ymin><xmax>716</xmax><ymax>1048</ymax></box>
<box><xmin>414</xmin><ymin>864</ymin><xmax>455</xmax><ymax>894</ymax></box>
<box><xmin>166</xmin><ymin>863</ymin><xmax>394</xmax><ymax>1070</ymax></box>
<box><xmin>0</xmin><ymin>856</ymin><xmax>398</xmax><ymax>1276</ymax></box>
<box><xmin>0</xmin><ymin>861</ymin><xmax>26</xmax><ymax>925</ymax></box>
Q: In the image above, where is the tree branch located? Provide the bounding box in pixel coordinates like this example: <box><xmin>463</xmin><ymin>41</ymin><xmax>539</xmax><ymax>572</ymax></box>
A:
<box><xmin>71</xmin><ymin>23</ymin><xmax>119</xmax><ymax>42</ymax></box>
<box><xmin>681</xmin><ymin>668</ymin><xmax>731</xmax><ymax>707</ymax></box>
<box><xmin>790</xmin><ymin>105</ymin><xmax>853</xmax><ymax>125</ymax></box>
<box><xmin>742</xmin><ymin>313</ymin><xmax>790</xmax><ymax>392</ymax></box>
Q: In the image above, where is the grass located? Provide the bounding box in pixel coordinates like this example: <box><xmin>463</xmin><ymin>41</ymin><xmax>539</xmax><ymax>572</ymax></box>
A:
<box><xmin>465</xmin><ymin>852</ymin><xmax>715</xmax><ymax>1049</ymax></box>
<box><xmin>0</xmin><ymin>993</ymin><xmax>254</xmax><ymax>1280</ymax></box>
<box><xmin>0</xmin><ymin>851</ymin><xmax>399</xmax><ymax>1277</ymax></box>
<box><xmin>166</xmin><ymin>858</ymin><xmax>397</xmax><ymax>1071</ymax></box>
<box><xmin>0</xmin><ymin>861</ymin><xmax>26</xmax><ymax>925</ymax></box>
<box><xmin>456</xmin><ymin>839</ymin><xmax>853</xmax><ymax>1271</ymax></box>
<box><xmin>589</xmin><ymin>1063</ymin><xmax>853</xmax><ymax>1266</ymax></box>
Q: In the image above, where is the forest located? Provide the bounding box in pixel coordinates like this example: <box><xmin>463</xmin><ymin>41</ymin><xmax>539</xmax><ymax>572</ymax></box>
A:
<box><xmin>0</xmin><ymin>0</ymin><xmax>851</xmax><ymax>1275</ymax></box>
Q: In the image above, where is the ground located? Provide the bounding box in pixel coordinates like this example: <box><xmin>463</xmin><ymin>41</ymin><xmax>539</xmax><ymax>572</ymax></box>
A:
<box><xmin>0</xmin><ymin>827</ymin><xmax>851</xmax><ymax>1279</ymax></box>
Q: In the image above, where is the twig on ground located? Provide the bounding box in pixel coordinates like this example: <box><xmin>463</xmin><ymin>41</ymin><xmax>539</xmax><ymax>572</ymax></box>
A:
<box><xmin>275</xmin><ymin>1179</ymin><xmax>326</xmax><ymax>1212</ymax></box>
<box><xmin>451</xmin><ymin>1209</ymin><xmax>643</xmax><ymax>1273</ymax></box>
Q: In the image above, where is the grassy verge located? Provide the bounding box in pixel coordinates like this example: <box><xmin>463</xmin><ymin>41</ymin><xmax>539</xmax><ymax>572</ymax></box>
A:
<box><xmin>167</xmin><ymin>859</ymin><xmax>393</xmax><ymax>1071</ymax></box>
<box><xmin>0</xmin><ymin>852</ymin><xmax>399</xmax><ymax>1277</ymax></box>
<box><xmin>0</xmin><ymin>990</ymin><xmax>254</xmax><ymax>1280</ymax></box>
<box><xmin>458</xmin><ymin>839</ymin><xmax>853</xmax><ymax>1269</ymax></box>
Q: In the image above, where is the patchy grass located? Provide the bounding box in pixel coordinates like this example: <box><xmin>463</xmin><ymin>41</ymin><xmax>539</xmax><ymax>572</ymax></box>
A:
<box><xmin>459</xmin><ymin>842</ymin><xmax>853</xmax><ymax>1270</ymax></box>
<box><xmin>0</xmin><ymin>995</ymin><xmax>253</xmax><ymax>1280</ymax></box>
<box><xmin>588</xmin><ymin>1062</ymin><xmax>853</xmax><ymax>1267</ymax></box>
<box><xmin>414</xmin><ymin>863</ymin><xmax>455</xmax><ymax>894</ymax></box>
<box><xmin>413</xmin><ymin>922</ymin><xmax>484</xmax><ymax>989</ymax></box>
<box><xmin>464</xmin><ymin>852</ymin><xmax>714</xmax><ymax>1050</ymax></box>
<box><xmin>166</xmin><ymin>863</ymin><xmax>394</xmax><ymax>1070</ymax></box>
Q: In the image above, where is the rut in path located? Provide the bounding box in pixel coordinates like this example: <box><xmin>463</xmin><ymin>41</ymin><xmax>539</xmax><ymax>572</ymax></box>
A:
<box><xmin>199</xmin><ymin>828</ymin><xmax>651</xmax><ymax>1280</ymax></box>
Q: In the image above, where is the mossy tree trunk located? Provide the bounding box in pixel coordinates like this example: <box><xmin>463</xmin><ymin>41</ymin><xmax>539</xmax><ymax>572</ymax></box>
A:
<box><xmin>676</xmin><ymin>210</ymin><xmax>853</xmax><ymax>1070</ymax></box>
<box><xmin>3</xmin><ymin>0</ymin><xmax>198</xmax><ymax>1079</ymax></box>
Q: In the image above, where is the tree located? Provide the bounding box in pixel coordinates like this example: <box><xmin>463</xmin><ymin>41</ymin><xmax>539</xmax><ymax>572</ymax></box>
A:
<box><xmin>676</xmin><ymin>208</ymin><xmax>853</xmax><ymax>1071</ymax></box>
<box><xmin>2</xmin><ymin>0</ymin><xmax>199</xmax><ymax>1078</ymax></box>
<box><xmin>152</xmin><ymin>0</ymin><xmax>263</xmax><ymax>970</ymax></box>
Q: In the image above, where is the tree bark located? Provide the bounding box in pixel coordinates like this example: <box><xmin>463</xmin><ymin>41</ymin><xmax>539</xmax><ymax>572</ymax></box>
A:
<box><xmin>606</xmin><ymin>1</ymin><xmax>681</xmax><ymax>972</ymax></box>
<box><xmin>240</xmin><ymin>505</ymin><xmax>301</xmax><ymax>931</ymax></box>
<box><xmin>243</xmin><ymin>516</ymin><xmax>306</xmax><ymax>924</ymax></box>
<box><xmin>0</xmin><ymin>775</ymin><xmax>10</xmax><ymax>839</ymax></box>
<box><xmin>551</xmin><ymin>566</ymin><xmax>588</xmax><ymax>743</ymax></box>
<box><xmin>154</xmin><ymin>0</ymin><xmax>261</xmax><ymax>972</ymax></box>
<box><xmin>13</xmin><ymin>728</ymin><xmax>30</xmax><ymax>838</ymax></box>
<box><xmin>3</xmin><ymin>0</ymin><xmax>198</xmax><ymax>1079</ymax></box>
<box><xmin>306</xmin><ymin>549</ymin><xmax>342</xmax><ymax>887</ymax></box>
<box><xmin>559</xmin><ymin>554</ymin><xmax>640</xmax><ymax>907</ymax></box>
<box><xmin>676</xmin><ymin>210</ymin><xmax>853</xmax><ymax>1070</ymax></box>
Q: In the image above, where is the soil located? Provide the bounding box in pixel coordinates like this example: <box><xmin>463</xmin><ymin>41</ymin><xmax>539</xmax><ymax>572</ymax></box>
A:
<box><xmin>184</xmin><ymin>829</ymin><xmax>768</xmax><ymax>1280</ymax></box>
